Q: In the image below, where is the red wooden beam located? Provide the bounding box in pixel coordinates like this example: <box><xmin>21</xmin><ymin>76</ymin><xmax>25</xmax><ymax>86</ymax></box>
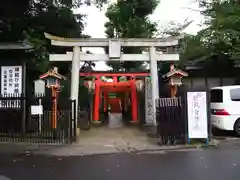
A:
<box><xmin>101</xmin><ymin>88</ymin><xmax>131</xmax><ymax>92</ymax></box>
<box><xmin>99</xmin><ymin>81</ymin><xmax>131</xmax><ymax>86</ymax></box>
<box><xmin>80</xmin><ymin>72</ymin><xmax>150</xmax><ymax>77</ymax></box>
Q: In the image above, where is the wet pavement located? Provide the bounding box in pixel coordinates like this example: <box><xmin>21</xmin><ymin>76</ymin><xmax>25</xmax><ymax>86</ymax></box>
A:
<box><xmin>0</xmin><ymin>145</ymin><xmax>240</xmax><ymax>180</ymax></box>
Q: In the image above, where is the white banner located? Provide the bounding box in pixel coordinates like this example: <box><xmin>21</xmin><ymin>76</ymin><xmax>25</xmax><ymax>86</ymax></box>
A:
<box><xmin>1</xmin><ymin>66</ymin><xmax>22</xmax><ymax>108</ymax></box>
<box><xmin>187</xmin><ymin>92</ymin><xmax>208</xmax><ymax>139</ymax></box>
<box><xmin>1</xmin><ymin>66</ymin><xmax>22</xmax><ymax>94</ymax></box>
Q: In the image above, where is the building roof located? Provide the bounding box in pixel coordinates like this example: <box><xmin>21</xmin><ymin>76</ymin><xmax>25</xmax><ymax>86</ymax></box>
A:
<box><xmin>40</xmin><ymin>69</ymin><xmax>66</xmax><ymax>80</ymax></box>
<box><xmin>162</xmin><ymin>69</ymin><xmax>188</xmax><ymax>78</ymax></box>
<box><xmin>0</xmin><ymin>42</ymin><xmax>33</xmax><ymax>50</ymax></box>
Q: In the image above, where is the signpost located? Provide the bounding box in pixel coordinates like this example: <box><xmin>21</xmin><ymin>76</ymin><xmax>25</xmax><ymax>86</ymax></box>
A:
<box><xmin>1</xmin><ymin>66</ymin><xmax>22</xmax><ymax>94</ymax></box>
<box><xmin>34</xmin><ymin>79</ymin><xmax>45</xmax><ymax>96</ymax></box>
<box><xmin>187</xmin><ymin>91</ymin><xmax>209</xmax><ymax>144</ymax></box>
<box><xmin>1</xmin><ymin>66</ymin><xmax>22</xmax><ymax>108</ymax></box>
<box><xmin>34</xmin><ymin>79</ymin><xmax>45</xmax><ymax>132</ymax></box>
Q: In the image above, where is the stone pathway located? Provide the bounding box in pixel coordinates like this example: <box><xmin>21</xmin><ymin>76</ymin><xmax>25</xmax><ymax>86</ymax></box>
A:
<box><xmin>37</xmin><ymin>126</ymin><xmax>161</xmax><ymax>156</ymax></box>
<box><xmin>0</xmin><ymin>126</ymin><xmax>220</xmax><ymax>156</ymax></box>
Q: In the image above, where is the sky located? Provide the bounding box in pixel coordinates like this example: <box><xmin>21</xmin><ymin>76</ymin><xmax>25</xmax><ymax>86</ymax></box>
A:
<box><xmin>74</xmin><ymin>0</ymin><xmax>204</xmax><ymax>70</ymax></box>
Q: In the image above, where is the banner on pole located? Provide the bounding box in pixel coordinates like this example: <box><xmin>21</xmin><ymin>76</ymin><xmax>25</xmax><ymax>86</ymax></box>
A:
<box><xmin>187</xmin><ymin>91</ymin><xmax>208</xmax><ymax>139</ymax></box>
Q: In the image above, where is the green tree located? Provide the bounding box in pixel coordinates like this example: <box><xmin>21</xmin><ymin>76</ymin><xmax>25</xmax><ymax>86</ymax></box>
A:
<box><xmin>156</xmin><ymin>20</ymin><xmax>209</xmax><ymax>72</ymax></box>
<box><xmin>104</xmin><ymin>0</ymin><xmax>159</xmax><ymax>71</ymax></box>
<box><xmin>199</xmin><ymin>0</ymin><xmax>240</xmax><ymax>62</ymax></box>
<box><xmin>0</xmin><ymin>0</ymin><xmax>108</xmax><ymax>78</ymax></box>
<box><xmin>24</xmin><ymin>2</ymin><xmax>86</xmax><ymax>76</ymax></box>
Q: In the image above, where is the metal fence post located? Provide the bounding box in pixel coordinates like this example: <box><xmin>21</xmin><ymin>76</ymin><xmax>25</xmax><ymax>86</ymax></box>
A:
<box><xmin>183</xmin><ymin>89</ymin><xmax>189</xmax><ymax>144</ymax></box>
<box><xmin>38</xmin><ymin>97</ymin><xmax>42</xmax><ymax>133</ymax></box>
<box><xmin>21</xmin><ymin>61</ymin><xmax>27</xmax><ymax>137</ymax></box>
<box><xmin>206</xmin><ymin>89</ymin><xmax>212</xmax><ymax>141</ymax></box>
<box><xmin>21</xmin><ymin>93</ymin><xmax>26</xmax><ymax>137</ymax></box>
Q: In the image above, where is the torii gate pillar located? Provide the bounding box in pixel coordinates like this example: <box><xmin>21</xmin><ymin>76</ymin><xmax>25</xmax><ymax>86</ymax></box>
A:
<box><xmin>70</xmin><ymin>46</ymin><xmax>80</xmax><ymax>111</ymax></box>
<box><xmin>149</xmin><ymin>46</ymin><xmax>159</xmax><ymax>125</ymax></box>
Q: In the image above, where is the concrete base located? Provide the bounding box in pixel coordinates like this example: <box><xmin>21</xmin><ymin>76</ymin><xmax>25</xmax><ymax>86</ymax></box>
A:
<box><xmin>92</xmin><ymin>120</ymin><xmax>102</xmax><ymax>124</ymax></box>
<box><xmin>143</xmin><ymin>125</ymin><xmax>158</xmax><ymax>138</ymax></box>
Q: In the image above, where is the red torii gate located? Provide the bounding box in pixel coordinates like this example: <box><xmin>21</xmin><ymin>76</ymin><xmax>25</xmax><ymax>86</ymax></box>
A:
<box><xmin>80</xmin><ymin>72</ymin><xmax>149</xmax><ymax>122</ymax></box>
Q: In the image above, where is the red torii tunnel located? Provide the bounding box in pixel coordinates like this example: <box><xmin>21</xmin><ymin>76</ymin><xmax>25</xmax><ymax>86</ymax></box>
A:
<box><xmin>80</xmin><ymin>72</ymin><xmax>150</xmax><ymax>122</ymax></box>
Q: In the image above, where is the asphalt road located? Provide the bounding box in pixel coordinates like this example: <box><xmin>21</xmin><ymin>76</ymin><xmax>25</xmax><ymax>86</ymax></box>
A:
<box><xmin>0</xmin><ymin>146</ymin><xmax>239</xmax><ymax>180</ymax></box>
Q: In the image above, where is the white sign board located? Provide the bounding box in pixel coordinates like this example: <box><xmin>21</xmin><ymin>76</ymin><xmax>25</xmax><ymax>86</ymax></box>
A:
<box><xmin>31</xmin><ymin>105</ymin><xmax>43</xmax><ymax>115</ymax></box>
<box><xmin>1</xmin><ymin>66</ymin><xmax>22</xmax><ymax>94</ymax></box>
<box><xmin>145</xmin><ymin>77</ymin><xmax>154</xmax><ymax>125</ymax></box>
<box><xmin>34</xmin><ymin>79</ymin><xmax>45</xmax><ymax>96</ymax></box>
<box><xmin>0</xmin><ymin>66</ymin><xmax>22</xmax><ymax>108</ymax></box>
<box><xmin>187</xmin><ymin>92</ymin><xmax>208</xmax><ymax>139</ymax></box>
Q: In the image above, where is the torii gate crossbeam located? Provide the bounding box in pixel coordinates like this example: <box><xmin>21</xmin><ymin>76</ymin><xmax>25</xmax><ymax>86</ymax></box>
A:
<box><xmin>44</xmin><ymin>33</ymin><xmax>183</xmax><ymax>128</ymax></box>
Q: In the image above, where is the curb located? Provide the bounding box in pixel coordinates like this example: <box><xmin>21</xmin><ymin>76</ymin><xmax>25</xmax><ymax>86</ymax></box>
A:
<box><xmin>0</xmin><ymin>140</ymin><xmax>220</xmax><ymax>156</ymax></box>
<box><xmin>31</xmin><ymin>143</ymin><xmax>219</xmax><ymax>157</ymax></box>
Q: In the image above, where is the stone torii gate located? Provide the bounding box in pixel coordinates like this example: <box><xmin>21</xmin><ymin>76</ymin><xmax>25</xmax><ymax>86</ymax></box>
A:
<box><xmin>44</xmin><ymin>33</ymin><xmax>183</xmax><ymax>126</ymax></box>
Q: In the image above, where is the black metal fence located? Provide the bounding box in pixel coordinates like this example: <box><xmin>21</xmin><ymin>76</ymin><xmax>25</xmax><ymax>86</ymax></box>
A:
<box><xmin>156</xmin><ymin>97</ymin><xmax>187</xmax><ymax>145</ymax></box>
<box><xmin>0</xmin><ymin>93</ymin><xmax>77</xmax><ymax>144</ymax></box>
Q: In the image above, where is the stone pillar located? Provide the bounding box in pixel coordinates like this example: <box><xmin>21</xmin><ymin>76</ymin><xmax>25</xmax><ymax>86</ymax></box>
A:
<box><xmin>149</xmin><ymin>46</ymin><xmax>159</xmax><ymax>126</ymax></box>
<box><xmin>70</xmin><ymin>46</ymin><xmax>80</xmax><ymax>120</ymax></box>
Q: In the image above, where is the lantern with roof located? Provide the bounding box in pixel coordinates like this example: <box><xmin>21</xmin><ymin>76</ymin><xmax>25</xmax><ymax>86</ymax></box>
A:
<box><xmin>162</xmin><ymin>64</ymin><xmax>188</xmax><ymax>97</ymax></box>
<box><xmin>39</xmin><ymin>67</ymin><xmax>66</xmax><ymax>129</ymax></box>
<box><xmin>39</xmin><ymin>67</ymin><xmax>66</xmax><ymax>90</ymax></box>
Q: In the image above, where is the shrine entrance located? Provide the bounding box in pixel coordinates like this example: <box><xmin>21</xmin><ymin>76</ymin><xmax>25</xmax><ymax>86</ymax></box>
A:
<box><xmin>44</xmin><ymin>32</ymin><xmax>182</xmax><ymax>142</ymax></box>
<box><xmin>81</xmin><ymin>72</ymin><xmax>149</xmax><ymax>126</ymax></box>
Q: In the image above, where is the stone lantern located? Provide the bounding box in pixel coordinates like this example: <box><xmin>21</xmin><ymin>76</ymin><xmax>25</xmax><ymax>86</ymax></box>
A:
<box><xmin>162</xmin><ymin>64</ymin><xmax>188</xmax><ymax>97</ymax></box>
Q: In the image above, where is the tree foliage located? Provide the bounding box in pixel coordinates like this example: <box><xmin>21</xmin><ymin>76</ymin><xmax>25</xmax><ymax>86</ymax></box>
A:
<box><xmin>199</xmin><ymin>0</ymin><xmax>240</xmax><ymax>62</ymax></box>
<box><xmin>104</xmin><ymin>0</ymin><xmax>159</xmax><ymax>71</ymax></box>
<box><xmin>0</xmin><ymin>0</ymin><xmax>108</xmax><ymax>79</ymax></box>
<box><xmin>158</xmin><ymin>0</ymin><xmax>240</xmax><ymax>68</ymax></box>
<box><xmin>156</xmin><ymin>20</ymin><xmax>208</xmax><ymax>71</ymax></box>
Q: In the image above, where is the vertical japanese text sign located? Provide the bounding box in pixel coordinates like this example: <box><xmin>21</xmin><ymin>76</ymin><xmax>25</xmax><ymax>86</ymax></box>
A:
<box><xmin>1</xmin><ymin>66</ymin><xmax>22</xmax><ymax>108</ymax></box>
<box><xmin>187</xmin><ymin>91</ymin><xmax>208</xmax><ymax>141</ymax></box>
<box><xmin>145</xmin><ymin>77</ymin><xmax>154</xmax><ymax>125</ymax></box>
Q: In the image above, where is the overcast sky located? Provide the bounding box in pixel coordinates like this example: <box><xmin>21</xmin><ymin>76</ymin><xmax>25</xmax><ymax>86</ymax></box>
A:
<box><xmin>74</xmin><ymin>0</ymin><xmax>204</xmax><ymax>70</ymax></box>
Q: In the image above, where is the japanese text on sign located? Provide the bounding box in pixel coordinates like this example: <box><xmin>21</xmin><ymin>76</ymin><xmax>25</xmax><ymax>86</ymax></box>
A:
<box><xmin>1</xmin><ymin>66</ymin><xmax>22</xmax><ymax>108</ymax></box>
<box><xmin>145</xmin><ymin>77</ymin><xmax>154</xmax><ymax>125</ymax></box>
<box><xmin>1</xmin><ymin>66</ymin><xmax>22</xmax><ymax>95</ymax></box>
<box><xmin>187</xmin><ymin>92</ymin><xmax>208</xmax><ymax>139</ymax></box>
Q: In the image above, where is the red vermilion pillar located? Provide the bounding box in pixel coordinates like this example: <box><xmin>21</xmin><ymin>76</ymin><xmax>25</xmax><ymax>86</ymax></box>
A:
<box><xmin>130</xmin><ymin>79</ymin><xmax>138</xmax><ymax>122</ymax></box>
<box><xmin>121</xmin><ymin>97</ymin><xmax>125</xmax><ymax>112</ymax></box>
<box><xmin>52</xmin><ymin>87</ymin><xmax>58</xmax><ymax>129</ymax></box>
<box><xmin>103</xmin><ymin>92</ymin><xmax>108</xmax><ymax>113</ymax></box>
<box><xmin>122</xmin><ymin>93</ymin><xmax>128</xmax><ymax>112</ymax></box>
<box><xmin>93</xmin><ymin>76</ymin><xmax>100</xmax><ymax>121</ymax></box>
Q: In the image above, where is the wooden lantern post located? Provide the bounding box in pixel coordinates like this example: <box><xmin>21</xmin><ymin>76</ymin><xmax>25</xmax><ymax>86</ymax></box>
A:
<box><xmin>163</xmin><ymin>64</ymin><xmax>188</xmax><ymax>98</ymax></box>
<box><xmin>39</xmin><ymin>67</ymin><xmax>66</xmax><ymax>129</ymax></box>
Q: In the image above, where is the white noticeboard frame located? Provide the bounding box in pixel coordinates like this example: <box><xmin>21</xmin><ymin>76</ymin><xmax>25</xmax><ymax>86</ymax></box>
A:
<box><xmin>1</xmin><ymin>66</ymin><xmax>22</xmax><ymax>94</ymax></box>
<box><xmin>31</xmin><ymin>105</ymin><xmax>43</xmax><ymax>115</ymax></box>
<box><xmin>187</xmin><ymin>91</ymin><xmax>208</xmax><ymax>143</ymax></box>
<box><xmin>0</xmin><ymin>66</ymin><xmax>23</xmax><ymax>108</ymax></box>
